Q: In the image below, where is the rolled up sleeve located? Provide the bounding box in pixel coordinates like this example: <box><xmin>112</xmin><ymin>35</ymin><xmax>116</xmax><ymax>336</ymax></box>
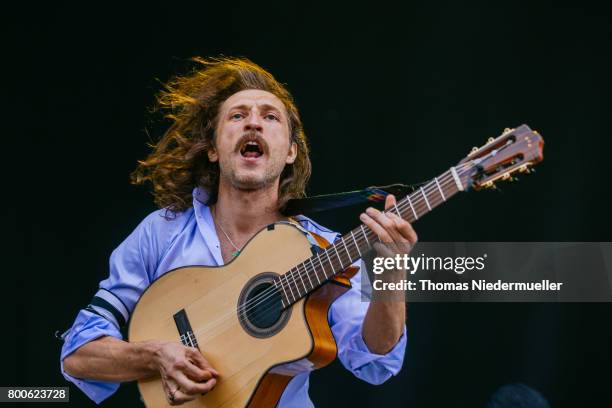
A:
<box><xmin>60</xmin><ymin>310</ymin><xmax>123</xmax><ymax>403</ymax></box>
<box><xmin>329</xmin><ymin>261</ymin><xmax>407</xmax><ymax>385</ymax></box>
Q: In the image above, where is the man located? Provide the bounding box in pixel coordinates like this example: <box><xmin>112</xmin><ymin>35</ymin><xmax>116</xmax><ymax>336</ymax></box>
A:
<box><xmin>61</xmin><ymin>57</ymin><xmax>417</xmax><ymax>406</ymax></box>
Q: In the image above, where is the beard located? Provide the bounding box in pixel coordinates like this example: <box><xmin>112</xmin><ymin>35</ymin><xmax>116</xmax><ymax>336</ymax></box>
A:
<box><xmin>227</xmin><ymin>167</ymin><xmax>279</xmax><ymax>191</ymax></box>
<box><xmin>219</xmin><ymin>155</ymin><xmax>287</xmax><ymax>192</ymax></box>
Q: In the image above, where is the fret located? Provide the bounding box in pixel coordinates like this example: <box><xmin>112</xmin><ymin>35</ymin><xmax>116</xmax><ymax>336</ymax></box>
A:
<box><xmin>274</xmin><ymin>279</ymin><xmax>287</xmax><ymax>308</ymax></box>
<box><xmin>393</xmin><ymin>201</ymin><xmax>401</xmax><ymax>217</ymax></box>
<box><xmin>295</xmin><ymin>265</ymin><xmax>308</xmax><ymax>293</ymax></box>
<box><xmin>302</xmin><ymin>262</ymin><xmax>314</xmax><ymax>289</ymax></box>
<box><xmin>274</xmin><ymin>275</ymin><xmax>289</xmax><ymax>307</ymax></box>
<box><xmin>291</xmin><ymin>267</ymin><xmax>308</xmax><ymax>297</ymax></box>
<box><xmin>325</xmin><ymin>250</ymin><xmax>336</xmax><ymax>274</ymax></box>
<box><xmin>308</xmin><ymin>257</ymin><xmax>321</xmax><ymax>284</ymax></box>
<box><xmin>317</xmin><ymin>254</ymin><xmax>328</xmax><ymax>279</ymax></box>
<box><xmin>360</xmin><ymin>225</ymin><xmax>370</xmax><ymax>246</ymax></box>
<box><xmin>332</xmin><ymin>244</ymin><xmax>345</xmax><ymax>269</ymax></box>
<box><xmin>420</xmin><ymin>186</ymin><xmax>431</xmax><ymax>210</ymax></box>
<box><xmin>350</xmin><ymin>230</ymin><xmax>362</xmax><ymax>257</ymax></box>
<box><xmin>283</xmin><ymin>272</ymin><xmax>297</xmax><ymax>302</ymax></box>
<box><xmin>406</xmin><ymin>194</ymin><xmax>418</xmax><ymax>220</ymax></box>
<box><xmin>435</xmin><ymin>176</ymin><xmax>446</xmax><ymax>201</ymax></box>
<box><xmin>341</xmin><ymin>237</ymin><xmax>351</xmax><ymax>261</ymax></box>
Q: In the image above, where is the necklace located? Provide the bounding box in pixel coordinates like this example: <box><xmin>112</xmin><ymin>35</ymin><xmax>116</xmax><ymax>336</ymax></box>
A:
<box><xmin>212</xmin><ymin>207</ymin><xmax>242</xmax><ymax>258</ymax></box>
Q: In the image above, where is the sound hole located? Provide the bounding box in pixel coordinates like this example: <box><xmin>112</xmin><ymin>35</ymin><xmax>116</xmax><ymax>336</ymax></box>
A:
<box><xmin>245</xmin><ymin>282</ymin><xmax>281</xmax><ymax>329</ymax></box>
<box><xmin>238</xmin><ymin>272</ymin><xmax>291</xmax><ymax>338</ymax></box>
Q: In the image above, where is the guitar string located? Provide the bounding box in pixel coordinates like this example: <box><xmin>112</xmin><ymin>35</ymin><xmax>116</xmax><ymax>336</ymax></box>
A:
<box><xmin>272</xmin><ymin>135</ymin><xmax>519</xmax><ymax>308</ymax></box>
<box><xmin>274</xmin><ymin>146</ymin><xmax>511</xmax><ymax>309</ymax></box>
<box><xmin>241</xmin><ymin>167</ymin><xmax>463</xmax><ymax>312</ymax></box>
<box><xmin>189</xmin><ymin>162</ymin><xmax>475</xmax><ymax>340</ymax></box>
<box><xmin>224</xmin><ymin>162</ymin><xmax>473</xmax><ymax>327</ymax></box>
<box><xmin>192</xmin><ymin>162</ymin><xmax>473</xmax><ymax>341</ymax></box>
<box><xmin>233</xmin><ymin>161</ymin><xmax>474</xmax><ymax>323</ymax></box>
<box><xmin>197</xmin><ymin>135</ymin><xmax>521</xmax><ymax>339</ymax></box>
<box><xmin>229</xmin><ymin>172</ymin><xmax>466</xmax><ymax>333</ymax></box>
<box><xmin>247</xmin><ymin>160</ymin><xmax>474</xmax><ymax>310</ymax></box>
<box><xmin>229</xmin><ymin>162</ymin><xmax>475</xmax><ymax>327</ymax></box>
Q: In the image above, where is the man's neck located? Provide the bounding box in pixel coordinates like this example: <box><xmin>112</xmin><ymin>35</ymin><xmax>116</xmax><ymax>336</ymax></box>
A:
<box><xmin>212</xmin><ymin>179</ymin><xmax>287</xmax><ymax>239</ymax></box>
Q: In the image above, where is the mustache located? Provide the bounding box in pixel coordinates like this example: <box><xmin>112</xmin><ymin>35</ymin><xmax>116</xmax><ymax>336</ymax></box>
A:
<box><xmin>234</xmin><ymin>130</ymin><xmax>268</xmax><ymax>154</ymax></box>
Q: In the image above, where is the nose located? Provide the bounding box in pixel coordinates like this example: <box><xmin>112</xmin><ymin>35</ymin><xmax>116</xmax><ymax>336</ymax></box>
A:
<box><xmin>244</xmin><ymin>110</ymin><xmax>263</xmax><ymax>133</ymax></box>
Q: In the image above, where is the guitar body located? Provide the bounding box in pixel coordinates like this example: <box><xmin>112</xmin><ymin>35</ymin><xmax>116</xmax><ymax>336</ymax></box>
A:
<box><xmin>129</xmin><ymin>222</ymin><xmax>357</xmax><ymax>408</ymax></box>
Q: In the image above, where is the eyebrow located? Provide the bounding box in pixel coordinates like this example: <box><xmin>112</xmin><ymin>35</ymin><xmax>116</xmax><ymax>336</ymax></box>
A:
<box><xmin>228</xmin><ymin>103</ymin><xmax>283</xmax><ymax>114</ymax></box>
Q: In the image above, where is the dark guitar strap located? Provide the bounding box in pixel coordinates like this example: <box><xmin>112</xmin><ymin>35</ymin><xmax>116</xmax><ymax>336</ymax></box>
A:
<box><xmin>282</xmin><ymin>183</ymin><xmax>416</xmax><ymax>217</ymax></box>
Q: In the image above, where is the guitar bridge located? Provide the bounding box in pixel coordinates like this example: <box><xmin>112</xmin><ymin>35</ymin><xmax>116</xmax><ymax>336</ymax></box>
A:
<box><xmin>173</xmin><ymin>309</ymin><xmax>199</xmax><ymax>349</ymax></box>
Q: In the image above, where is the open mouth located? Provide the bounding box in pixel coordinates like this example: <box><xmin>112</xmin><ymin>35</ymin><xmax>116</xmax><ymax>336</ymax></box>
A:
<box><xmin>240</xmin><ymin>140</ymin><xmax>264</xmax><ymax>159</ymax></box>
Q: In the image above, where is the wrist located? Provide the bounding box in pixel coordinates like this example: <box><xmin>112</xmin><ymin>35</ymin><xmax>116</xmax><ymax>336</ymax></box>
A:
<box><xmin>136</xmin><ymin>340</ymin><xmax>165</xmax><ymax>374</ymax></box>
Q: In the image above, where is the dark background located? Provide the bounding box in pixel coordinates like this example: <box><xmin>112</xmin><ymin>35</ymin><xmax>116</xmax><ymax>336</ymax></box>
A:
<box><xmin>5</xmin><ymin>1</ymin><xmax>612</xmax><ymax>406</ymax></box>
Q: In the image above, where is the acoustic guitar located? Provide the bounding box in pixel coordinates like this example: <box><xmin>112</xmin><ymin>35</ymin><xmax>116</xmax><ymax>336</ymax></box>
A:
<box><xmin>129</xmin><ymin>125</ymin><xmax>544</xmax><ymax>407</ymax></box>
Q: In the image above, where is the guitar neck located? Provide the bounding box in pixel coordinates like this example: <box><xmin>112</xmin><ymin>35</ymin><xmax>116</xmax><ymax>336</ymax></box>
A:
<box><xmin>275</xmin><ymin>164</ymin><xmax>471</xmax><ymax>309</ymax></box>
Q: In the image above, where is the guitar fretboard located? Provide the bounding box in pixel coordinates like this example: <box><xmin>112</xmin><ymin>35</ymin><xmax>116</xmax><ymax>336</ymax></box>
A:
<box><xmin>273</xmin><ymin>164</ymin><xmax>471</xmax><ymax>309</ymax></box>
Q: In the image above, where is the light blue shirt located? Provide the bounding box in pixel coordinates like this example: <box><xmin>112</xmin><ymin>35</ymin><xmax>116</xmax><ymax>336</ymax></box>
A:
<box><xmin>60</xmin><ymin>187</ymin><xmax>407</xmax><ymax>406</ymax></box>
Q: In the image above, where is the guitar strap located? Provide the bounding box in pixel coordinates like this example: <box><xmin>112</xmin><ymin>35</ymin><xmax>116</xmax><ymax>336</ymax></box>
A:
<box><xmin>281</xmin><ymin>183</ymin><xmax>416</xmax><ymax>217</ymax></box>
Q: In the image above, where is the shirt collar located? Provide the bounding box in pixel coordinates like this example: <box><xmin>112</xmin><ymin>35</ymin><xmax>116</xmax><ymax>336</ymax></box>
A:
<box><xmin>192</xmin><ymin>187</ymin><xmax>224</xmax><ymax>265</ymax></box>
<box><xmin>193</xmin><ymin>186</ymin><xmax>210</xmax><ymax>206</ymax></box>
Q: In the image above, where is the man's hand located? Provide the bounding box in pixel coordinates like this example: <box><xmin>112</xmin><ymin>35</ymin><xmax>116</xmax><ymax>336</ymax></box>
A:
<box><xmin>153</xmin><ymin>342</ymin><xmax>219</xmax><ymax>406</ymax></box>
<box><xmin>359</xmin><ymin>194</ymin><xmax>417</xmax><ymax>354</ymax></box>
<box><xmin>360</xmin><ymin>194</ymin><xmax>418</xmax><ymax>259</ymax></box>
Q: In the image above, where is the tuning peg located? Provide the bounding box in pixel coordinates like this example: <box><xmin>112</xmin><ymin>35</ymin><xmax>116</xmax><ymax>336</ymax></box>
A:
<box><xmin>521</xmin><ymin>165</ymin><xmax>536</xmax><ymax>174</ymax></box>
<box><xmin>483</xmin><ymin>181</ymin><xmax>495</xmax><ymax>189</ymax></box>
<box><xmin>471</xmin><ymin>146</ymin><xmax>479</xmax><ymax>153</ymax></box>
<box><xmin>487</xmin><ymin>137</ymin><xmax>495</xmax><ymax>144</ymax></box>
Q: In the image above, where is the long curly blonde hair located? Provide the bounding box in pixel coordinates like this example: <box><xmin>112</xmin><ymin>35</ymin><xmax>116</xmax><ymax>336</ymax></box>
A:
<box><xmin>131</xmin><ymin>57</ymin><xmax>311</xmax><ymax>212</ymax></box>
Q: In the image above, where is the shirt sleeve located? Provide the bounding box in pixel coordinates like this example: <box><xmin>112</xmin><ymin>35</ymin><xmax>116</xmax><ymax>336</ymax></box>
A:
<box><xmin>59</xmin><ymin>211</ymin><xmax>164</xmax><ymax>404</ymax></box>
<box><xmin>328</xmin><ymin>259</ymin><xmax>407</xmax><ymax>385</ymax></box>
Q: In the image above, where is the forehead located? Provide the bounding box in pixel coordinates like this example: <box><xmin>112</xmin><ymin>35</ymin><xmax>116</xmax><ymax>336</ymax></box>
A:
<box><xmin>221</xmin><ymin>89</ymin><xmax>286</xmax><ymax>113</ymax></box>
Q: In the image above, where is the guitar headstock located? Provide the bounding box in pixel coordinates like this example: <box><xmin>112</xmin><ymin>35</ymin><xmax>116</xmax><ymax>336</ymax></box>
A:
<box><xmin>458</xmin><ymin>124</ymin><xmax>544</xmax><ymax>190</ymax></box>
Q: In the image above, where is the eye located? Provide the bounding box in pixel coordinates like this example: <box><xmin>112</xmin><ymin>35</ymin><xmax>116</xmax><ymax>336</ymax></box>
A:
<box><xmin>264</xmin><ymin>113</ymin><xmax>280</xmax><ymax>121</ymax></box>
<box><xmin>230</xmin><ymin>112</ymin><xmax>244</xmax><ymax>121</ymax></box>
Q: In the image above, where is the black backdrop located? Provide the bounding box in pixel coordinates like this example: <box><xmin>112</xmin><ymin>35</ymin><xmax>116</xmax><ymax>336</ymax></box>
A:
<box><xmin>5</xmin><ymin>1</ymin><xmax>612</xmax><ymax>406</ymax></box>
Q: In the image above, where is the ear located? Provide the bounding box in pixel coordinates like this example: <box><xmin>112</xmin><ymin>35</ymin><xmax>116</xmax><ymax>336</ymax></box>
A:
<box><xmin>208</xmin><ymin>146</ymin><xmax>218</xmax><ymax>162</ymax></box>
<box><xmin>285</xmin><ymin>142</ymin><xmax>297</xmax><ymax>164</ymax></box>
